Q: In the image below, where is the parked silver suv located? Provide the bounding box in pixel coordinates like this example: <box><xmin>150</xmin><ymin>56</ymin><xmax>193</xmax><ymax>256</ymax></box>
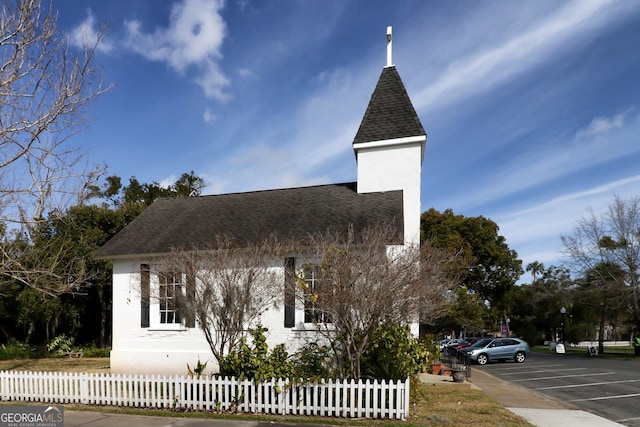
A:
<box><xmin>461</xmin><ymin>337</ymin><xmax>530</xmax><ymax>365</ymax></box>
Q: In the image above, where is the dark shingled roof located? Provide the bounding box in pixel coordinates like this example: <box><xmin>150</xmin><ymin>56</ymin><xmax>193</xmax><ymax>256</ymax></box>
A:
<box><xmin>95</xmin><ymin>183</ymin><xmax>403</xmax><ymax>259</ymax></box>
<box><xmin>353</xmin><ymin>66</ymin><xmax>425</xmax><ymax>144</ymax></box>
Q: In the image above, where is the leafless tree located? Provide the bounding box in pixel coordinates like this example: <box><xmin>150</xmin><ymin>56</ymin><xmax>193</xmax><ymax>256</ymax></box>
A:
<box><xmin>561</xmin><ymin>195</ymin><xmax>640</xmax><ymax>326</ymax></box>
<box><xmin>0</xmin><ymin>0</ymin><xmax>108</xmax><ymax>295</ymax></box>
<box><xmin>296</xmin><ymin>223</ymin><xmax>463</xmax><ymax>379</ymax></box>
<box><xmin>155</xmin><ymin>235</ymin><xmax>284</xmax><ymax>363</ymax></box>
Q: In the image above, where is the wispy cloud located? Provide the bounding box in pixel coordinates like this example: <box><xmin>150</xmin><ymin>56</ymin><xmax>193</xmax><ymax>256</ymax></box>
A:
<box><xmin>123</xmin><ymin>0</ymin><xmax>229</xmax><ymax>101</ymax></box>
<box><xmin>496</xmin><ymin>174</ymin><xmax>640</xmax><ymax>269</ymax></box>
<box><xmin>576</xmin><ymin>112</ymin><xmax>626</xmax><ymax>140</ymax></box>
<box><xmin>69</xmin><ymin>10</ymin><xmax>114</xmax><ymax>54</ymax></box>
<box><xmin>237</xmin><ymin>68</ymin><xmax>254</xmax><ymax>78</ymax></box>
<box><xmin>203</xmin><ymin>108</ymin><xmax>217</xmax><ymax>123</ymax></box>
<box><xmin>200</xmin><ymin>65</ymin><xmax>375</xmax><ymax>194</ymax></box>
<box><xmin>438</xmin><ymin>110</ymin><xmax>640</xmax><ymax>212</ymax></box>
<box><xmin>413</xmin><ymin>0</ymin><xmax>627</xmax><ymax>113</ymax></box>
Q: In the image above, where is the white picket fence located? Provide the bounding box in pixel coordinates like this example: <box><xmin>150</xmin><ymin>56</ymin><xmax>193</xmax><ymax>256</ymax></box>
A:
<box><xmin>0</xmin><ymin>371</ymin><xmax>409</xmax><ymax>420</ymax></box>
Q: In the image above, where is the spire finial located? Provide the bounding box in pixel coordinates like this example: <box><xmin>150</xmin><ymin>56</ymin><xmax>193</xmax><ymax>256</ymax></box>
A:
<box><xmin>386</xmin><ymin>26</ymin><xmax>393</xmax><ymax>67</ymax></box>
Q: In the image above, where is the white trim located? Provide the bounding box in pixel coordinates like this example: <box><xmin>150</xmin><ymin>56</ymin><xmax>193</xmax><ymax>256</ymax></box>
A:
<box><xmin>147</xmin><ymin>325</ymin><xmax>188</xmax><ymax>332</ymax></box>
<box><xmin>353</xmin><ymin>135</ymin><xmax>425</xmax><ymax>151</ymax></box>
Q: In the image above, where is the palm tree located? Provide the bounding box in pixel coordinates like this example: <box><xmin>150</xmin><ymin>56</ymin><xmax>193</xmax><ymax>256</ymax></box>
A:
<box><xmin>526</xmin><ymin>261</ymin><xmax>545</xmax><ymax>283</ymax></box>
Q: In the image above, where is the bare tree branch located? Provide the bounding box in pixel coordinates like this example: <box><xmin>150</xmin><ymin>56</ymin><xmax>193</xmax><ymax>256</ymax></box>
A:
<box><xmin>0</xmin><ymin>0</ymin><xmax>110</xmax><ymax>295</ymax></box>
<box><xmin>297</xmin><ymin>223</ymin><xmax>463</xmax><ymax>379</ymax></box>
<box><xmin>155</xmin><ymin>235</ymin><xmax>283</xmax><ymax>363</ymax></box>
<box><xmin>561</xmin><ymin>195</ymin><xmax>640</xmax><ymax>325</ymax></box>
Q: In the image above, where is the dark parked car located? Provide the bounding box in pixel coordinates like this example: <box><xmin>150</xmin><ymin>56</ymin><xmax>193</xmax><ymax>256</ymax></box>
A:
<box><xmin>460</xmin><ymin>337</ymin><xmax>530</xmax><ymax>365</ymax></box>
<box><xmin>454</xmin><ymin>337</ymin><xmax>482</xmax><ymax>349</ymax></box>
<box><xmin>443</xmin><ymin>338</ymin><xmax>468</xmax><ymax>349</ymax></box>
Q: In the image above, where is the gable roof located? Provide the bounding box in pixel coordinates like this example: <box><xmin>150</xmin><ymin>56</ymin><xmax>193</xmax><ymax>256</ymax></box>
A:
<box><xmin>95</xmin><ymin>182</ymin><xmax>403</xmax><ymax>259</ymax></box>
<box><xmin>353</xmin><ymin>66</ymin><xmax>425</xmax><ymax>144</ymax></box>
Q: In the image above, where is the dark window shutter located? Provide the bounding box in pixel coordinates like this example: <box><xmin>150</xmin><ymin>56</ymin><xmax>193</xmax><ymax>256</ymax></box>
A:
<box><xmin>185</xmin><ymin>266</ymin><xmax>196</xmax><ymax>328</ymax></box>
<box><xmin>140</xmin><ymin>263</ymin><xmax>150</xmax><ymax>328</ymax></box>
<box><xmin>284</xmin><ymin>257</ymin><xmax>295</xmax><ymax>328</ymax></box>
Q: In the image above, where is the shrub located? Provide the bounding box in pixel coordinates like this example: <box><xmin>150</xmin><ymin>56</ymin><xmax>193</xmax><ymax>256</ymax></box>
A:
<box><xmin>360</xmin><ymin>323</ymin><xmax>431</xmax><ymax>380</ymax></box>
<box><xmin>291</xmin><ymin>342</ymin><xmax>333</xmax><ymax>381</ymax></box>
<box><xmin>0</xmin><ymin>339</ymin><xmax>35</xmax><ymax>360</ymax></box>
<box><xmin>81</xmin><ymin>345</ymin><xmax>111</xmax><ymax>358</ymax></box>
<box><xmin>219</xmin><ymin>326</ymin><xmax>294</xmax><ymax>381</ymax></box>
<box><xmin>47</xmin><ymin>334</ymin><xmax>74</xmax><ymax>356</ymax></box>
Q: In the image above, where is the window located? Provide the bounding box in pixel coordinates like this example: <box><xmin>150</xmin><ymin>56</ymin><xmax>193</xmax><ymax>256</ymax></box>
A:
<box><xmin>303</xmin><ymin>264</ymin><xmax>326</xmax><ymax>323</ymax></box>
<box><xmin>158</xmin><ymin>271</ymin><xmax>182</xmax><ymax>324</ymax></box>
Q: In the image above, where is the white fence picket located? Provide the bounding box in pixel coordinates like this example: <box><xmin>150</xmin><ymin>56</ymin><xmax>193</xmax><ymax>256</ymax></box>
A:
<box><xmin>0</xmin><ymin>370</ymin><xmax>408</xmax><ymax>419</ymax></box>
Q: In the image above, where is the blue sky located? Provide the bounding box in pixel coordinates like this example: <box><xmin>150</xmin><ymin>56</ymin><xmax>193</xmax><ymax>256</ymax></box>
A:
<box><xmin>57</xmin><ymin>0</ymin><xmax>640</xmax><ymax>277</ymax></box>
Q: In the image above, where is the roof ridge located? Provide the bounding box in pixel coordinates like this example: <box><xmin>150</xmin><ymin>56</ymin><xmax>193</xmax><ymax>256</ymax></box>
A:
<box><xmin>175</xmin><ymin>182</ymin><xmax>359</xmax><ymax>200</ymax></box>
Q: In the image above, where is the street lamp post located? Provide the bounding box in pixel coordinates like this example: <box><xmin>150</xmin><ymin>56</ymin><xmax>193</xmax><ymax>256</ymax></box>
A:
<box><xmin>560</xmin><ymin>306</ymin><xmax>566</xmax><ymax>345</ymax></box>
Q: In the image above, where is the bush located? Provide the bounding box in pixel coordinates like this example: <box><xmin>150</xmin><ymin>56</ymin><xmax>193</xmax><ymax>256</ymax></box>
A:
<box><xmin>360</xmin><ymin>323</ymin><xmax>431</xmax><ymax>380</ymax></box>
<box><xmin>219</xmin><ymin>326</ymin><xmax>294</xmax><ymax>381</ymax></box>
<box><xmin>81</xmin><ymin>345</ymin><xmax>111</xmax><ymax>358</ymax></box>
<box><xmin>221</xmin><ymin>324</ymin><xmax>434</xmax><ymax>382</ymax></box>
<box><xmin>47</xmin><ymin>334</ymin><xmax>74</xmax><ymax>356</ymax></box>
<box><xmin>291</xmin><ymin>342</ymin><xmax>333</xmax><ymax>381</ymax></box>
<box><xmin>0</xmin><ymin>339</ymin><xmax>35</xmax><ymax>360</ymax></box>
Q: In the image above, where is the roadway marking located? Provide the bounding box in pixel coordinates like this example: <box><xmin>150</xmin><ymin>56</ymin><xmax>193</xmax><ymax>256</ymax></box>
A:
<box><xmin>500</xmin><ymin>368</ymin><xmax>586</xmax><ymax>376</ymax></box>
<box><xmin>488</xmin><ymin>364</ymin><xmax>566</xmax><ymax>371</ymax></box>
<box><xmin>536</xmin><ymin>378</ymin><xmax>640</xmax><ymax>390</ymax></box>
<box><xmin>511</xmin><ymin>372</ymin><xmax>615</xmax><ymax>382</ymax></box>
<box><xmin>569</xmin><ymin>392</ymin><xmax>640</xmax><ymax>402</ymax></box>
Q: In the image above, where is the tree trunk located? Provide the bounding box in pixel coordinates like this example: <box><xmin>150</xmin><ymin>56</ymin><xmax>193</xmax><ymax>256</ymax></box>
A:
<box><xmin>97</xmin><ymin>285</ymin><xmax>107</xmax><ymax>348</ymax></box>
<box><xmin>598</xmin><ymin>302</ymin><xmax>606</xmax><ymax>354</ymax></box>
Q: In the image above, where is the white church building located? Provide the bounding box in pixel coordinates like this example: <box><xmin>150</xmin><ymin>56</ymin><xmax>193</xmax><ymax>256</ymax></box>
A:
<box><xmin>95</xmin><ymin>29</ymin><xmax>427</xmax><ymax>374</ymax></box>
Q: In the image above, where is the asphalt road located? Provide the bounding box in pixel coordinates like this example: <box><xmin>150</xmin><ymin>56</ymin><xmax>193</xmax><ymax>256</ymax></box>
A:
<box><xmin>473</xmin><ymin>351</ymin><xmax>640</xmax><ymax>426</ymax></box>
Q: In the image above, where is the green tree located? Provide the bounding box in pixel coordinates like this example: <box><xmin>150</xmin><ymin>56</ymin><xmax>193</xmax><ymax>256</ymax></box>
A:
<box><xmin>435</xmin><ymin>286</ymin><xmax>486</xmax><ymax>337</ymax></box>
<box><xmin>579</xmin><ymin>262</ymin><xmax>628</xmax><ymax>353</ymax></box>
<box><xmin>509</xmin><ymin>265</ymin><xmax>575</xmax><ymax>344</ymax></box>
<box><xmin>420</xmin><ymin>208</ymin><xmax>523</xmax><ymax>310</ymax></box>
<box><xmin>43</xmin><ymin>204</ymin><xmax>126</xmax><ymax>347</ymax></box>
<box><xmin>526</xmin><ymin>261</ymin><xmax>545</xmax><ymax>283</ymax></box>
<box><xmin>0</xmin><ymin>172</ymin><xmax>206</xmax><ymax>347</ymax></box>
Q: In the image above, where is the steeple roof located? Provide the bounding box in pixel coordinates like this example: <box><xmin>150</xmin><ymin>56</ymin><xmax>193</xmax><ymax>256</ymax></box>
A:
<box><xmin>353</xmin><ymin>66</ymin><xmax>425</xmax><ymax>144</ymax></box>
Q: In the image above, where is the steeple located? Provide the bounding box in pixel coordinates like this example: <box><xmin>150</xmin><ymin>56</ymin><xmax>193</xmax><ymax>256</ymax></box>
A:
<box><xmin>352</xmin><ymin>27</ymin><xmax>427</xmax><ymax>246</ymax></box>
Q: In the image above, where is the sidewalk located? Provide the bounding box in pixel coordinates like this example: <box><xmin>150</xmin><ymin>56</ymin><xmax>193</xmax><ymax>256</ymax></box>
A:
<box><xmin>420</xmin><ymin>369</ymin><xmax>624</xmax><ymax>427</ymax></box>
<box><xmin>63</xmin><ymin>411</ymin><xmax>333</xmax><ymax>427</ymax></box>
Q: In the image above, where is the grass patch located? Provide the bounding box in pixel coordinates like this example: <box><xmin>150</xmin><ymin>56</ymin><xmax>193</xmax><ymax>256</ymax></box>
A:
<box><xmin>0</xmin><ymin>358</ymin><xmax>533</xmax><ymax>426</ymax></box>
<box><xmin>0</xmin><ymin>357</ymin><xmax>110</xmax><ymax>373</ymax></box>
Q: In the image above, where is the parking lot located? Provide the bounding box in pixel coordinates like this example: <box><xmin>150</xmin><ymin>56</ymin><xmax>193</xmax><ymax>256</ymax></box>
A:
<box><xmin>475</xmin><ymin>352</ymin><xmax>640</xmax><ymax>426</ymax></box>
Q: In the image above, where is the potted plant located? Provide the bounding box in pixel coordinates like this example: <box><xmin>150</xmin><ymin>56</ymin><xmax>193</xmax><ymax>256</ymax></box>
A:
<box><xmin>451</xmin><ymin>363</ymin><xmax>466</xmax><ymax>382</ymax></box>
<box><xmin>427</xmin><ymin>345</ymin><xmax>442</xmax><ymax>375</ymax></box>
